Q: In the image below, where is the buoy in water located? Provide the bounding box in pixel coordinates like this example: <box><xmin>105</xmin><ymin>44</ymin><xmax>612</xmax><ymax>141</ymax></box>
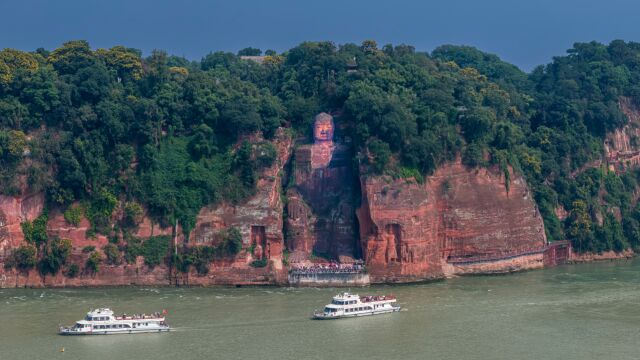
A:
<box><xmin>60</xmin><ymin>347</ymin><xmax>65</xmax><ymax>352</ymax></box>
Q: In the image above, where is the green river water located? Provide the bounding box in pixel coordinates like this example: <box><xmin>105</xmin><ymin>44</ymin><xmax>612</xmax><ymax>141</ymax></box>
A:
<box><xmin>1</xmin><ymin>259</ymin><xmax>639</xmax><ymax>360</ymax></box>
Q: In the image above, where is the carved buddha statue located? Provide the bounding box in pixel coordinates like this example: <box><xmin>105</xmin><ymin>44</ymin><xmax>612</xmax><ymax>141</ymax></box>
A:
<box><xmin>313</xmin><ymin>113</ymin><xmax>334</xmax><ymax>144</ymax></box>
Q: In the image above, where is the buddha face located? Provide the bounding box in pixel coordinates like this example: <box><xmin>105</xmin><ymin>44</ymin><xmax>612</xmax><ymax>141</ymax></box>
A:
<box><xmin>313</xmin><ymin>113</ymin><xmax>334</xmax><ymax>143</ymax></box>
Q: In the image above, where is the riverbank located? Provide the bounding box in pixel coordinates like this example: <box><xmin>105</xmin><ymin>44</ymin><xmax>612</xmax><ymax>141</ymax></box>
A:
<box><xmin>2</xmin><ymin>248</ymin><xmax>637</xmax><ymax>288</ymax></box>
<box><xmin>569</xmin><ymin>249</ymin><xmax>636</xmax><ymax>263</ymax></box>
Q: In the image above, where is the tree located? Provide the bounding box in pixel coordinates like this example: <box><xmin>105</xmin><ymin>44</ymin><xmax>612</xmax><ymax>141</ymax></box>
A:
<box><xmin>96</xmin><ymin>45</ymin><xmax>143</xmax><ymax>81</ymax></box>
<box><xmin>0</xmin><ymin>49</ymin><xmax>39</xmax><ymax>84</ymax></box>
<box><xmin>48</xmin><ymin>40</ymin><xmax>96</xmax><ymax>74</ymax></box>
<box><xmin>568</xmin><ymin>200</ymin><xmax>593</xmax><ymax>252</ymax></box>
<box><xmin>103</xmin><ymin>243</ymin><xmax>122</xmax><ymax>265</ymax></box>
<box><xmin>8</xmin><ymin>245</ymin><xmax>37</xmax><ymax>273</ymax></box>
<box><xmin>238</xmin><ymin>47</ymin><xmax>262</xmax><ymax>56</ymax></box>
<box><xmin>38</xmin><ymin>237</ymin><xmax>72</xmax><ymax>276</ymax></box>
<box><xmin>367</xmin><ymin>139</ymin><xmax>391</xmax><ymax>174</ymax></box>
<box><xmin>21</xmin><ymin>212</ymin><xmax>48</xmax><ymax>248</ymax></box>
<box><xmin>221</xmin><ymin>227</ymin><xmax>242</xmax><ymax>256</ymax></box>
<box><xmin>85</xmin><ymin>251</ymin><xmax>102</xmax><ymax>274</ymax></box>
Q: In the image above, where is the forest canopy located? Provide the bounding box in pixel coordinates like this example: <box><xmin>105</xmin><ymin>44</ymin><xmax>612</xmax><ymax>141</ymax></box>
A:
<box><xmin>2</xmin><ymin>39</ymin><xmax>640</xmax><ymax>254</ymax></box>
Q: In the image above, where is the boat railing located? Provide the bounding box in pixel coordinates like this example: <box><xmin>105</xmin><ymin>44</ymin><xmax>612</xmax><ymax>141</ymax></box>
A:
<box><xmin>360</xmin><ymin>295</ymin><xmax>395</xmax><ymax>303</ymax></box>
<box><xmin>114</xmin><ymin>313</ymin><xmax>164</xmax><ymax>320</ymax></box>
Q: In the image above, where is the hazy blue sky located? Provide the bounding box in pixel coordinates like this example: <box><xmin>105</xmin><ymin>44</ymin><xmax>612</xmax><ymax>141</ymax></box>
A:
<box><xmin>1</xmin><ymin>0</ymin><xmax>639</xmax><ymax>71</ymax></box>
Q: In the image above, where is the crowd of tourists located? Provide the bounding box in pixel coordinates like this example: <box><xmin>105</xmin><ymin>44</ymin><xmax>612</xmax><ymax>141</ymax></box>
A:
<box><xmin>290</xmin><ymin>262</ymin><xmax>365</xmax><ymax>274</ymax></box>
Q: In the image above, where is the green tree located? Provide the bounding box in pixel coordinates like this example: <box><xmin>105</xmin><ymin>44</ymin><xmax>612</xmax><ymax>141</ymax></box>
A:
<box><xmin>85</xmin><ymin>251</ymin><xmax>102</xmax><ymax>274</ymax></box>
<box><xmin>38</xmin><ymin>237</ymin><xmax>72</xmax><ymax>276</ymax></box>
<box><xmin>8</xmin><ymin>245</ymin><xmax>37</xmax><ymax>273</ymax></box>
<box><xmin>238</xmin><ymin>47</ymin><xmax>262</xmax><ymax>56</ymax></box>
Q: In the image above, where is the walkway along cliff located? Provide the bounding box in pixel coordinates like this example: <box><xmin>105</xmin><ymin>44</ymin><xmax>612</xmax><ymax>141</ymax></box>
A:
<box><xmin>0</xmin><ymin>114</ymin><xmax>573</xmax><ymax>288</ymax></box>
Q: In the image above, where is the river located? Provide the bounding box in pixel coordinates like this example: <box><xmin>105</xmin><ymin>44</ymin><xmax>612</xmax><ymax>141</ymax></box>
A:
<box><xmin>1</xmin><ymin>259</ymin><xmax>639</xmax><ymax>360</ymax></box>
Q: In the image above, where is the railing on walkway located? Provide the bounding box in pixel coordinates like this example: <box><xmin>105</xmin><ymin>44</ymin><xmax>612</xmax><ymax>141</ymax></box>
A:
<box><xmin>288</xmin><ymin>266</ymin><xmax>366</xmax><ymax>275</ymax></box>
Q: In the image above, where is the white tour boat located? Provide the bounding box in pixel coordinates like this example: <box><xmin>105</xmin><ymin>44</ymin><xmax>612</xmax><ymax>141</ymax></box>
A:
<box><xmin>59</xmin><ymin>308</ymin><xmax>171</xmax><ymax>335</ymax></box>
<box><xmin>313</xmin><ymin>292</ymin><xmax>400</xmax><ymax>319</ymax></box>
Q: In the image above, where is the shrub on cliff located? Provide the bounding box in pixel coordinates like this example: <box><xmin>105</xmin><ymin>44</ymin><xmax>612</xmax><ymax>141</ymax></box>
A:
<box><xmin>38</xmin><ymin>237</ymin><xmax>72</xmax><ymax>276</ymax></box>
<box><xmin>123</xmin><ymin>237</ymin><xmax>143</xmax><ymax>264</ymax></box>
<box><xmin>220</xmin><ymin>227</ymin><xmax>242</xmax><ymax>256</ymax></box>
<box><xmin>63</xmin><ymin>205</ymin><xmax>83</xmax><ymax>227</ymax></box>
<box><xmin>249</xmin><ymin>259</ymin><xmax>268</xmax><ymax>268</ymax></box>
<box><xmin>64</xmin><ymin>263</ymin><xmax>80</xmax><ymax>278</ymax></box>
<box><xmin>122</xmin><ymin>201</ymin><xmax>144</xmax><ymax>229</ymax></box>
<box><xmin>86</xmin><ymin>188</ymin><xmax>117</xmax><ymax>234</ymax></box>
<box><xmin>256</xmin><ymin>142</ymin><xmax>277</xmax><ymax>168</ymax></box>
<box><xmin>85</xmin><ymin>251</ymin><xmax>102</xmax><ymax>274</ymax></box>
<box><xmin>177</xmin><ymin>245</ymin><xmax>216</xmax><ymax>274</ymax></box>
<box><xmin>103</xmin><ymin>243</ymin><xmax>123</xmax><ymax>265</ymax></box>
<box><xmin>7</xmin><ymin>245</ymin><xmax>37</xmax><ymax>273</ymax></box>
<box><xmin>21</xmin><ymin>212</ymin><xmax>48</xmax><ymax>248</ymax></box>
<box><xmin>141</xmin><ymin>236</ymin><xmax>170</xmax><ymax>268</ymax></box>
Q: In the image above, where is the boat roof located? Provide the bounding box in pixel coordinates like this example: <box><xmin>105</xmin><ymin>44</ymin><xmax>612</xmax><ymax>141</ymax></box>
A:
<box><xmin>87</xmin><ymin>308</ymin><xmax>114</xmax><ymax>316</ymax></box>
<box><xmin>333</xmin><ymin>292</ymin><xmax>360</xmax><ymax>300</ymax></box>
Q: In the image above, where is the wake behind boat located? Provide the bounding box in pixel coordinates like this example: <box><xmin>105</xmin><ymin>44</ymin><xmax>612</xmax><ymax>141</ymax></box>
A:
<box><xmin>313</xmin><ymin>292</ymin><xmax>400</xmax><ymax>319</ymax></box>
<box><xmin>59</xmin><ymin>308</ymin><xmax>171</xmax><ymax>335</ymax></box>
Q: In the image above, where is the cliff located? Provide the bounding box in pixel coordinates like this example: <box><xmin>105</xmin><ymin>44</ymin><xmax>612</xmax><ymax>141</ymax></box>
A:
<box><xmin>0</xmin><ymin>123</ymin><xmax>571</xmax><ymax>288</ymax></box>
<box><xmin>0</xmin><ymin>129</ymin><xmax>293</xmax><ymax>288</ymax></box>
<box><xmin>0</xmin><ymin>192</ymin><xmax>44</xmax><ymax>257</ymax></box>
<box><xmin>605</xmin><ymin>97</ymin><xmax>640</xmax><ymax>171</ymax></box>
<box><xmin>183</xmin><ymin>129</ymin><xmax>293</xmax><ymax>285</ymax></box>
<box><xmin>357</xmin><ymin>162</ymin><xmax>549</xmax><ymax>282</ymax></box>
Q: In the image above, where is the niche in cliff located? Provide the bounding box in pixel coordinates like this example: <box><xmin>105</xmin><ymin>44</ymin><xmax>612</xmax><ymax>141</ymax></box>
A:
<box><xmin>283</xmin><ymin>112</ymin><xmax>362</xmax><ymax>263</ymax></box>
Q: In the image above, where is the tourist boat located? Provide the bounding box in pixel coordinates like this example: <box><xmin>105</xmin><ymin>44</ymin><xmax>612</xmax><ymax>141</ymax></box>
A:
<box><xmin>313</xmin><ymin>292</ymin><xmax>400</xmax><ymax>319</ymax></box>
<box><xmin>59</xmin><ymin>308</ymin><xmax>171</xmax><ymax>335</ymax></box>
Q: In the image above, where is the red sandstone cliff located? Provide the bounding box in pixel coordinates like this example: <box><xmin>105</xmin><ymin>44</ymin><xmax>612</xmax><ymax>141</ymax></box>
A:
<box><xmin>184</xmin><ymin>129</ymin><xmax>292</xmax><ymax>285</ymax></box>
<box><xmin>357</xmin><ymin>162</ymin><xmax>548</xmax><ymax>282</ymax></box>
<box><xmin>0</xmin><ymin>192</ymin><xmax>44</xmax><ymax>257</ymax></box>
<box><xmin>0</xmin><ymin>129</ymin><xmax>293</xmax><ymax>288</ymax></box>
<box><xmin>605</xmin><ymin>97</ymin><xmax>640</xmax><ymax>171</ymax></box>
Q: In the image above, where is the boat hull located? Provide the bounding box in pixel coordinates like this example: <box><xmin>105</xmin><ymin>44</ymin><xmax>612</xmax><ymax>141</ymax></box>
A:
<box><xmin>59</xmin><ymin>328</ymin><xmax>171</xmax><ymax>336</ymax></box>
<box><xmin>313</xmin><ymin>306</ymin><xmax>401</xmax><ymax>320</ymax></box>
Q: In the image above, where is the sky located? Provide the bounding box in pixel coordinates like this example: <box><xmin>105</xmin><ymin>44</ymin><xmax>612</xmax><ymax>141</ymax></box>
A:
<box><xmin>1</xmin><ymin>0</ymin><xmax>640</xmax><ymax>71</ymax></box>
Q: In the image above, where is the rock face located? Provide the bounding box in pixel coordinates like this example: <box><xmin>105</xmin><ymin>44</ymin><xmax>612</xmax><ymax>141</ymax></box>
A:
<box><xmin>357</xmin><ymin>162</ymin><xmax>548</xmax><ymax>282</ymax></box>
<box><xmin>0</xmin><ymin>130</ymin><xmax>293</xmax><ymax>287</ymax></box>
<box><xmin>0</xmin><ymin>115</ymin><xmax>569</xmax><ymax>287</ymax></box>
<box><xmin>606</xmin><ymin>97</ymin><xmax>640</xmax><ymax>170</ymax></box>
<box><xmin>186</xmin><ymin>129</ymin><xmax>293</xmax><ymax>283</ymax></box>
<box><xmin>0</xmin><ymin>193</ymin><xmax>44</xmax><ymax>258</ymax></box>
<box><xmin>285</xmin><ymin>113</ymin><xmax>358</xmax><ymax>262</ymax></box>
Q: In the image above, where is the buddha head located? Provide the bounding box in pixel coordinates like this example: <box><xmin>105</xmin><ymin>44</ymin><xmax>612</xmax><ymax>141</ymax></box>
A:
<box><xmin>313</xmin><ymin>113</ymin><xmax>334</xmax><ymax>143</ymax></box>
